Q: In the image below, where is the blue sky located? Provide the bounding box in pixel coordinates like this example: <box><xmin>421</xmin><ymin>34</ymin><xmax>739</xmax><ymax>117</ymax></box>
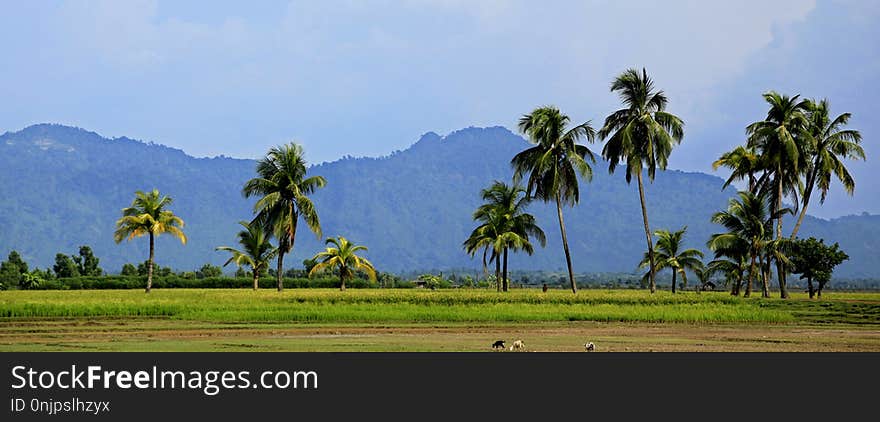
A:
<box><xmin>1</xmin><ymin>0</ymin><xmax>877</xmax><ymax>217</ymax></box>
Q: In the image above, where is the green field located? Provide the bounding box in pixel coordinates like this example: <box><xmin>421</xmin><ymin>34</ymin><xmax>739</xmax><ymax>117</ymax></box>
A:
<box><xmin>1</xmin><ymin>289</ymin><xmax>879</xmax><ymax>351</ymax></box>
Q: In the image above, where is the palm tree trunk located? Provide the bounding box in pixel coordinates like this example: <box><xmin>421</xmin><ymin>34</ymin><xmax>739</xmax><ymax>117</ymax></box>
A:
<box><xmin>146</xmin><ymin>232</ymin><xmax>155</xmax><ymax>294</ymax></box>
<box><xmin>790</xmin><ymin>170</ymin><xmax>815</xmax><ymax>239</ymax></box>
<box><xmin>760</xmin><ymin>255</ymin><xmax>770</xmax><ymax>298</ymax></box>
<box><xmin>502</xmin><ymin>247</ymin><xmax>509</xmax><ymax>292</ymax></box>
<box><xmin>555</xmin><ymin>193</ymin><xmax>577</xmax><ymax>294</ymax></box>
<box><xmin>775</xmin><ymin>173</ymin><xmax>789</xmax><ymax>299</ymax></box>
<box><xmin>340</xmin><ymin>273</ymin><xmax>346</xmax><ymax>291</ymax></box>
<box><xmin>481</xmin><ymin>247</ymin><xmax>490</xmax><ymax>281</ymax></box>
<box><xmin>745</xmin><ymin>250</ymin><xmax>756</xmax><ymax>298</ymax></box>
<box><xmin>276</xmin><ymin>252</ymin><xmax>285</xmax><ymax>292</ymax></box>
<box><xmin>807</xmin><ymin>276</ymin><xmax>814</xmax><ymax>299</ymax></box>
<box><xmin>253</xmin><ymin>271</ymin><xmax>259</xmax><ymax>290</ymax></box>
<box><xmin>636</xmin><ymin>171</ymin><xmax>656</xmax><ymax>294</ymax></box>
<box><xmin>671</xmin><ymin>269</ymin><xmax>677</xmax><ymax>294</ymax></box>
<box><xmin>494</xmin><ymin>254</ymin><xmax>501</xmax><ymax>292</ymax></box>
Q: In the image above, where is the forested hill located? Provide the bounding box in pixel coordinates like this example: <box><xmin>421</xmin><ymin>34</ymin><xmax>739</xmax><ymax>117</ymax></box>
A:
<box><xmin>1</xmin><ymin>123</ymin><xmax>878</xmax><ymax>277</ymax></box>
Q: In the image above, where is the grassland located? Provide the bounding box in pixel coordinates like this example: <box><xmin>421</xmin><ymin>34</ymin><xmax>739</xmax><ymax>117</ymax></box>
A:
<box><xmin>1</xmin><ymin>289</ymin><xmax>878</xmax><ymax>351</ymax></box>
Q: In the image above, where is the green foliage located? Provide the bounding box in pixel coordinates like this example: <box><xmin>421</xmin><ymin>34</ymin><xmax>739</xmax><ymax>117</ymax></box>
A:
<box><xmin>53</xmin><ymin>253</ymin><xmax>80</xmax><ymax>278</ymax></box>
<box><xmin>789</xmin><ymin>237</ymin><xmax>849</xmax><ymax>296</ymax></box>
<box><xmin>215</xmin><ymin>221</ymin><xmax>277</xmax><ymax>288</ymax></box>
<box><xmin>243</xmin><ymin>143</ymin><xmax>326</xmax><ymax>290</ymax></box>
<box><xmin>120</xmin><ymin>263</ymin><xmax>138</xmax><ymax>276</ymax></box>
<box><xmin>196</xmin><ymin>264</ymin><xmax>223</xmax><ymax>279</ymax></box>
<box><xmin>19</xmin><ymin>272</ymin><xmax>43</xmax><ymax>290</ymax></box>
<box><xmin>309</xmin><ymin>237</ymin><xmax>376</xmax><ymax>290</ymax></box>
<box><xmin>73</xmin><ymin>245</ymin><xmax>103</xmax><ymax>276</ymax></box>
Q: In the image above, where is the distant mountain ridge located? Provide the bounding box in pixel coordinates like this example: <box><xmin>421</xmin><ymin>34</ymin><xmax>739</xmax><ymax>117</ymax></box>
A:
<box><xmin>1</xmin><ymin>123</ymin><xmax>878</xmax><ymax>278</ymax></box>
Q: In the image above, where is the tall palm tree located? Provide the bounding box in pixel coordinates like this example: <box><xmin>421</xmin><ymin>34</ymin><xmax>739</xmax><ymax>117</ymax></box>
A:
<box><xmin>639</xmin><ymin>227</ymin><xmax>703</xmax><ymax>294</ymax></box>
<box><xmin>599</xmin><ymin>68</ymin><xmax>685</xmax><ymax>294</ymax></box>
<box><xmin>216</xmin><ymin>221</ymin><xmax>278</xmax><ymax>290</ymax></box>
<box><xmin>309</xmin><ymin>236</ymin><xmax>376</xmax><ymax>291</ymax></box>
<box><xmin>113</xmin><ymin>189</ymin><xmax>187</xmax><ymax>293</ymax></box>
<box><xmin>747</xmin><ymin>92</ymin><xmax>809</xmax><ymax>298</ymax></box>
<box><xmin>707</xmin><ymin>191</ymin><xmax>772</xmax><ymax>297</ymax></box>
<box><xmin>712</xmin><ymin>146</ymin><xmax>763</xmax><ymax>193</ymax></box>
<box><xmin>790</xmin><ymin>99</ymin><xmax>865</xmax><ymax>238</ymax></box>
<box><xmin>243</xmin><ymin>144</ymin><xmax>326</xmax><ymax>292</ymax></box>
<box><xmin>512</xmin><ymin>106</ymin><xmax>596</xmax><ymax>293</ymax></box>
<box><xmin>468</xmin><ymin>181</ymin><xmax>546</xmax><ymax>292</ymax></box>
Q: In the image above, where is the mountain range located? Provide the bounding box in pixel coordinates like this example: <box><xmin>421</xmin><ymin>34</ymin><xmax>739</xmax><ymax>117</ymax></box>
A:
<box><xmin>1</xmin><ymin>124</ymin><xmax>878</xmax><ymax>278</ymax></box>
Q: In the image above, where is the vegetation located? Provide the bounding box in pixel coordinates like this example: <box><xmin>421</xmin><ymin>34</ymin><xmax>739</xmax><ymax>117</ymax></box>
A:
<box><xmin>789</xmin><ymin>237</ymin><xmax>849</xmax><ymax>298</ymax></box>
<box><xmin>599</xmin><ymin>68</ymin><xmax>685</xmax><ymax>294</ymax></box>
<box><xmin>309</xmin><ymin>237</ymin><xmax>376</xmax><ymax>291</ymax></box>
<box><xmin>113</xmin><ymin>189</ymin><xmax>187</xmax><ymax>293</ymax></box>
<box><xmin>216</xmin><ymin>221</ymin><xmax>278</xmax><ymax>290</ymax></box>
<box><xmin>243</xmin><ymin>144</ymin><xmax>326</xmax><ymax>292</ymax></box>
<box><xmin>512</xmin><ymin>106</ymin><xmax>596</xmax><ymax>293</ymax></box>
<box><xmin>640</xmin><ymin>227</ymin><xmax>703</xmax><ymax>294</ymax></box>
<box><xmin>463</xmin><ymin>181</ymin><xmax>546</xmax><ymax>292</ymax></box>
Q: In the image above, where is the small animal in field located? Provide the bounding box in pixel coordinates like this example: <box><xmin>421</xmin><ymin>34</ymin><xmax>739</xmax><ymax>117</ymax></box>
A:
<box><xmin>510</xmin><ymin>339</ymin><xmax>525</xmax><ymax>351</ymax></box>
<box><xmin>492</xmin><ymin>340</ymin><xmax>506</xmax><ymax>350</ymax></box>
<box><xmin>584</xmin><ymin>342</ymin><xmax>595</xmax><ymax>352</ymax></box>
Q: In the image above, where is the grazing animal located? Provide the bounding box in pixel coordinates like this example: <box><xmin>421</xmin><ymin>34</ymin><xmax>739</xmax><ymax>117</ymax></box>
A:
<box><xmin>511</xmin><ymin>340</ymin><xmax>525</xmax><ymax>351</ymax></box>
<box><xmin>584</xmin><ymin>342</ymin><xmax>595</xmax><ymax>352</ymax></box>
<box><xmin>492</xmin><ymin>340</ymin><xmax>506</xmax><ymax>350</ymax></box>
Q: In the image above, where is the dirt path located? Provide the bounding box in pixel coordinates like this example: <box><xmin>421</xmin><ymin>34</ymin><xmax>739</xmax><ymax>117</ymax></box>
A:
<box><xmin>1</xmin><ymin>319</ymin><xmax>878</xmax><ymax>351</ymax></box>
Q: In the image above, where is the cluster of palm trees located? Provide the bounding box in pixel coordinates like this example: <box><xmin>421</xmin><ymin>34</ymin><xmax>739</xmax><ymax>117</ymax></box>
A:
<box><xmin>466</xmin><ymin>68</ymin><xmax>685</xmax><ymax>294</ymax></box>
<box><xmin>709</xmin><ymin>93</ymin><xmax>864</xmax><ymax>298</ymax></box>
<box><xmin>116</xmin><ymin>145</ymin><xmax>375</xmax><ymax>293</ymax></box>
<box><xmin>464</xmin><ymin>71</ymin><xmax>863</xmax><ymax>298</ymax></box>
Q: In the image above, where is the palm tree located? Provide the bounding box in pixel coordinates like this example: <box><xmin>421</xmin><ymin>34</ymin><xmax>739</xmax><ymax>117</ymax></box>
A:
<box><xmin>113</xmin><ymin>189</ymin><xmax>187</xmax><ymax>293</ymax></box>
<box><xmin>692</xmin><ymin>263</ymin><xmax>711</xmax><ymax>294</ymax></box>
<box><xmin>512</xmin><ymin>106</ymin><xmax>596</xmax><ymax>293</ymax></box>
<box><xmin>707</xmin><ymin>257</ymin><xmax>748</xmax><ymax>296</ymax></box>
<box><xmin>216</xmin><ymin>221</ymin><xmax>278</xmax><ymax>290</ymax></box>
<box><xmin>707</xmin><ymin>191</ymin><xmax>772</xmax><ymax>297</ymax></box>
<box><xmin>747</xmin><ymin>92</ymin><xmax>809</xmax><ymax>298</ymax></box>
<box><xmin>309</xmin><ymin>236</ymin><xmax>376</xmax><ymax>291</ymax></box>
<box><xmin>790</xmin><ymin>99</ymin><xmax>865</xmax><ymax>238</ymax></box>
<box><xmin>639</xmin><ymin>227</ymin><xmax>703</xmax><ymax>294</ymax></box>
<box><xmin>599</xmin><ymin>68</ymin><xmax>685</xmax><ymax>294</ymax></box>
<box><xmin>463</xmin><ymin>209</ymin><xmax>504</xmax><ymax>291</ymax></box>
<box><xmin>467</xmin><ymin>181</ymin><xmax>546</xmax><ymax>292</ymax></box>
<box><xmin>712</xmin><ymin>146</ymin><xmax>763</xmax><ymax>193</ymax></box>
<box><xmin>243</xmin><ymin>144</ymin><xmax>326</xmax><ymax>292</ymax></box>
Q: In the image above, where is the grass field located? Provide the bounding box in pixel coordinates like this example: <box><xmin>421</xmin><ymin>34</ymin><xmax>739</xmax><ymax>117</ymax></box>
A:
<box><xmin>1</xmin><ymin>289</ymin><xmax>878</xmax><ymax>351</ymax></box>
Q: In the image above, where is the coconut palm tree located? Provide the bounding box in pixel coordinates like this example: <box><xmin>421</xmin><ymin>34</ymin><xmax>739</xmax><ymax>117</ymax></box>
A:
<box><xmin>470</xmin><ymin>182</ymin><xmax>546</xmax><ymax>292</ymax></box>
<box><xmin>747</xmin><ymin>92</ymin><xmax>809</xmax><ymax>298</ymax></box>
<box><xmin>712</xmin><ymin>146</ymin><xmax>763</xmax><ymax>193</ymax></box>
<box><xmin>639</xmin><ymin>227</ymin><xmax>703</xmax><ymax>294</ymax></box>
<box><xmin>707</xmin><ymin>257</ymin><xmax>748</xmax><ymax>296</ymax></box>
<box><xmin>216</xmin><ymin>221</ymin><xmax>278</xmax><ymax>290</ymax></box>
<box><xmin>599</xmin><ymin>68</ymin><xmax>685</xmax><ymax>294</ymax></box>
<box><xmin>707</xmin><ymin>191</ymin><xmax>773</xmax><ymax>297</ymax></box>
<box><xmin>512</xmin><ymin>106</ymin><xmax>596</xmax><ymax>293</ymax></box>
<box><xmin>113</xmin><ymin>189</ymin><xmax>187</xmax><ymax>293</ymax></box>
<box><xmin>243</xmin><ymin>144</ymin><xmax>326</xmax><ymax>292</ymax></box>
<box><xmin>463</xmin><ymin>210</ymin><xmax>503</xmax><ymax>291</ymax></box>
<box><xmin>309</xmin><ymin>236</ymin><xmax>376</xmax><ymax>291</ymax></box>
<box><xmin>790</xmin><ymin>99</ymin><xmax>865</xmax><ymax>238</ymax></box>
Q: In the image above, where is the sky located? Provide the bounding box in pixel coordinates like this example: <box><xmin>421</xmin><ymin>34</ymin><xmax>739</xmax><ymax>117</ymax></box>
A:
<box><xmin>1</xmin><ymin>0</ymin><xmax>878</xmax><ymax>218</ymax></box>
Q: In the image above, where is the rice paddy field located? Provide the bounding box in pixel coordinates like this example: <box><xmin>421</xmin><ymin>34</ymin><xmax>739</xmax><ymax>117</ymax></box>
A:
<box><xmin>1</xmin><ymin>289</ymin><xmax>878</xmax><ymax>351</ymax></box>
